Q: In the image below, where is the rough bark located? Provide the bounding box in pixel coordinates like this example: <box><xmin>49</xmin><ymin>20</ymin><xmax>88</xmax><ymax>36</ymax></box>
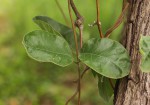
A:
<box><xmin>114</xmin><ymin>0</ymin><xmax>150</xmax><ymax>105</ymax></box>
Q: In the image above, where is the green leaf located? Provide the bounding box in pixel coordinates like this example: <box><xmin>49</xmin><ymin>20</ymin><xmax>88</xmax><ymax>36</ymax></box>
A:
<box><xmin>79</xmin><ymin>38</ymin><xmax>130</xmax><ymax>79</ymax></box>
<box><xmin>139</xmin><ymin>36</ymin><xmax>150</xmax><ymax>72</ymax></box>
<box><xmin>98</xmin><ymin>76</ymin><xmax>114</xmax><ymax>103</ymax></box>
<box><xmin>22</xmin><ymin>30</ymin><xmax>73</xmax><ymax>67</ymax></box>
<box><xmin>33</xmin><ymin>16</ymin><xmax>76</xmax><ymax>50</ymax></box>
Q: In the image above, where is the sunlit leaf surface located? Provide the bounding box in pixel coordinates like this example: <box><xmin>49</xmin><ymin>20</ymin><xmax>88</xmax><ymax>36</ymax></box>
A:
<box><xmin>79</xmin><ymin>38</ymin><xmax>130</xmax><ymax>79</ymax></box>
<box><xmin>23</xmin><ymin>30</ymin><xmax>73</xmax><ymax>67</ymax></box>
<box><xmin>33</xmin><ymin>16</ymin><xmax>76</xmax><ymax>50</ymax></box>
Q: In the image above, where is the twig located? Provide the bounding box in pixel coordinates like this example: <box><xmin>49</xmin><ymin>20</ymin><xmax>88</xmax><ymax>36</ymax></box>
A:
<box><xmin>70</xmin><ymin>0</ymin><xmax>81</xmax><ymax>19</ymax></box>
<box><xmin>55</xmin><ymin>0</ymin><xmax>70</xmax><ymax>26</ymax></box>
<box><xmin>96</xmin><ymin>0</ymin><xmax>103</xmax><ymax>38</ymax></box>
<box><xmin>79</xmin><ymin>25</ymin><xmax>83</xmax><ymax>48</ymax></box>
<box><xmin>68</xmin><ymin>0</ymin><xmax>79</xmax><ymax>59</ymax></box>
<box><xmin>105</xmin><ymin>2</ymin><xmax>129</xmax><ymax>37</ymax></box>
<box><xmin>65</xmin><ymin>88</ymin><xmax>78</xmax><ymax>105</ymax></box>
<box><xmin>74</xmin><ymin>66</ymin><xmax>90</xmax><ymax>83</ymax></box>
<box><xmin>80</xmin><ymin>66</ymin><xmax>89</xmax><ymax>79</ymax></box>
<box><xmin>70</xmin><ymin>0</ymin><xmax>84</xmax><ymax>48</ymax></box>
<box><xmin>67</xmin><ymin>0</ymin><xmax>82</xmax><ymax>105</ymax></box>
<box><xmin>77</xmin><ymin>64</ymin><xmax>81</xmax><ymax>105</ymax></box>
<box><xmin>68</xmin><ymin>0</ymin><xmax>85</xmax><ymax>105</ymax></box>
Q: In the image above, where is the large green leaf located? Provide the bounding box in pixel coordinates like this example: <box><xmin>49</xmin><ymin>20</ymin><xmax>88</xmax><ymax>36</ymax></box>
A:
<box><xmin>33</xmin><ymin>16</ymin><xmax>76</xmax><ymax>50</ymax></box>
<box><xmin>22</xmin><ymin>30</ymin><xmax>73</xmax><ymax>67</ymax></box>
<box><xmin>139</xmin><ymin>36</ymin><xmax>150</xmax><ymax>72</ymax></box>
<box><xmin>98</xmin><ymin>76</ymin><xmax>114</xmax><ymax>103</ymax></box>
<box><xmin>79</xmin><ymin>38</ymin><xmax>130</xmax><ymax>79</ymax></box>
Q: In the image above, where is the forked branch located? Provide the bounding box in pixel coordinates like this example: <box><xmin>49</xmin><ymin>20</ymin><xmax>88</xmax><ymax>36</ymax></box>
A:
<box><xmin>70</xmin><ymin>0</ymin><xmax>84</xmax><ymax>48</ymax></box>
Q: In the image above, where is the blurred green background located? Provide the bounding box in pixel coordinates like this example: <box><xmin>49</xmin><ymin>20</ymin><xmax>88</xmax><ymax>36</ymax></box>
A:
<box><xmin>0</xmin><ymin>0</ymin><xmax>123</xmax><ymax>105</ymax></box>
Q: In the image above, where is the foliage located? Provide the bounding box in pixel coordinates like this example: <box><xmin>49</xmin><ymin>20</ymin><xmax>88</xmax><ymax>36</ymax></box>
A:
<box><xmin>0</xmin><ymin>0</ymin><xmax>127</xmax><ymax>105</ymax></box>
<box><xmin>98</xmin><ymin>76</ymin><xmax>114</xmax><ymax>104</ymax></box>
<box><xmin>139</xmin><ymin>35</ymin><xmax>150</xmax><ymax>72</ymax></box>
<box><xmin>23</xmin><ymin>30</ymin><xmax>73</xmax><ymax>67</ymax></box>
<box><xmin>33</xmin><ymin>16</ymin><xmax>76</xmax><ymax>51</ymax></box>
<box><xmin>79</xmin><ymin>38</ymin><xmax>130</xmax><ymax>79</ymax></box>
<box><xmin>22</xmin><ymin>14</ymin><xmax>130</xmax><ymax>105</ymax></box>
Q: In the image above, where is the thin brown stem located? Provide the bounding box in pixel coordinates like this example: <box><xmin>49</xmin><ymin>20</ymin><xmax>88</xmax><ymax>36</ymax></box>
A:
<box><xmin>67</xmin><ymin>0</ymin><xmax>81</xmax><ymax>105</ymax></box>
<box><xmin>65</xmin><ymin>88</ymin><xmax>78</xmax><ymax>105</ymax></box>
<box><xmin>77</xmin><ymin>64</ymin><xmax>81</xmax><ymax>105</ymax></box>
<box><xmin>70</xmin><ymin>0</ymin><xmax>84</xmax><ymax>49</ymax></box>
<box><xmin>96</xmin><ymin>0</ymin><xmax>103</xmax><ymax>38</ymax></box>
<box><xmin>105</xmin><ymin>2</ymin><xmax>129</xmax><ymax>37</ymax></box>
<box><xmin>79</xmin><ymin>26</ymin><xmax>83</xmax><ymax>48</ymax></box>
<box><xmin>70</xmin><ymin>0</ymin><xmax>81</xmax><ymax>19</ymax></box>
<box><xmin>68</xmin><ymin>1</ymin><xmax>84</xmax><ymax>105</ymax></box>
<box><xmin>109</xmin><ymin>79</ymin><xmax>115</xmax><ymax>90</ymax></box>
<box><xmin>68</xmin><ymin>0</ymin><xmax>79</xmax><ymax>59</ymax></box>
<box><xmin>74</xmin><ymin>66</ymin><xmax>90</xmax><ymax>83</ymax></box>
<box><xmin>80</xmin><ymin>66</ymin><xmax>89</xmax><ymax>79</ymax></box>
<box><xmin>55</xmin><ymin>0</ymin><xmax>70</xmax><ymax>26</ymax></box>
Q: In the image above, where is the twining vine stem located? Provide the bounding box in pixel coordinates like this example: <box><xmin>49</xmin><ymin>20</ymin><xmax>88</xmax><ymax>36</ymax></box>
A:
<box><xmin>105</xmin><ymin>2</ymin><xmax>129</xmax><ymax>37</ymax></box>
<box><xmin>96</xmin><ymin>0</ymin><xmax>103</xmax><ymax>38</ymax></box>
<box><xmin>68</xmin><ymin>0</ymin><xmax>79</xmax><ymax>58</ymax></box>
<box><xmin>70</xmin><ymin>0</ymin><xmax>84</xmax><ymax>48</ymax></box>
<box><xmin>74</xmin><ymin>66</ymin><xmax>90</xmax><ymax>83</ymax></box>
<box><xmin>67</xmin><ymin>0</ymin><xmax>84</xmax><ymax>105</ymax></box>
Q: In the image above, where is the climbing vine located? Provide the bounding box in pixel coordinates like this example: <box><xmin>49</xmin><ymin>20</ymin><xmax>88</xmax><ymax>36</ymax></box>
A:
<box><xmin>22</xmin><ymin>0</ymin><xmax>150</xmax><ymax>105</ymax></box>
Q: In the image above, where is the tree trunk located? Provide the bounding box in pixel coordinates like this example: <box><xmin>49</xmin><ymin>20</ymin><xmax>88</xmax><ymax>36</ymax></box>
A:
<box><xmin>114</xmin><ymin>0</ymin><xmax>150</xmax><ymax>105</ymax></box>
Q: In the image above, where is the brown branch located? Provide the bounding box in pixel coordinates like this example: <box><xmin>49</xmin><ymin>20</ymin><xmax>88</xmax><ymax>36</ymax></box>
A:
<box><xmin>67</xmin><ymin>0</ymin><xmax>82</xmax><ymax>105</ymax></box>
<box><xmin>55</xmin><ymin>0</ymin><xmax>70</xmax><ymax>26</ymax></box>
<box><xmin>80</xmin><ymin>66</ymin><xmax>89</xmax><ymax>79</ymax></box>
<box><xmin>70</xmin><ymin>0</ymin><xmax>84</xmax><ymax>49</ymax></box>
<box><xmin>77</xmin><ymin>64</ymin><xmax>81</xmax><ymax>105</ymax></box>
<box><xmin>96</xmin><ymin>0</ymin><xmax>103</xmax><ymax>38</ymax></box>
<box><xmin>68</xmin><ymin>0</ymin><xmax>79</xmax><ymax>59</ymax></box>
<box><xmin>105</xmin><ymin>2</ymin><xmax>129</xmax><ymax>38</ymax></box>
<box><xmin>79</xmin><ymin>25</ymin><xmax>83</xmax><ymax>48</ymax></box>
<box><xmin>68</xmin><ymin>1</ymin><xmax>84</xmax><ymax>105</ymax></box>
<box><xmin>66</xmin><ymin>66</ymin><xmax>89</xmax><ymax>105</ymax></box>
<box><xmin>70</xmin><ymin>0</ymin><xmax>81</xmax><ymax>19</ymax></box>
<box><xmin>73</xmin><ymin>66</ymin><xmax>90</xmax><ymax>83</ymax></box>
<box><xmin>65</xmin><ymin>87</ymin><xmax>78</xmax><ymax>105</ymax></box>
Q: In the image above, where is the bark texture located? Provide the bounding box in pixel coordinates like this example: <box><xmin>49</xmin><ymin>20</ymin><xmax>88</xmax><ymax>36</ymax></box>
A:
<box><xmin>114</xmin><ymin>0</ymin><xmax>150</xmax><ymax>105</ymax></box>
